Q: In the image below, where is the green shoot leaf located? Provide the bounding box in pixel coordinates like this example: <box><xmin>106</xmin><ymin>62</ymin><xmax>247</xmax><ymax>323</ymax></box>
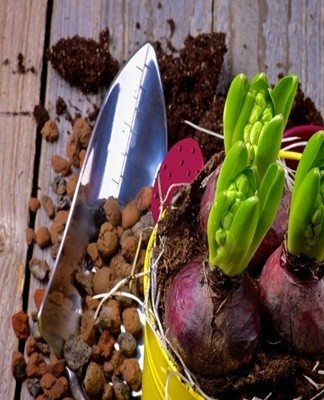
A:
<box><xmin>287</xmin><ymin>131</ymin><xmax>324</xmax><ymax>262</ymax></box>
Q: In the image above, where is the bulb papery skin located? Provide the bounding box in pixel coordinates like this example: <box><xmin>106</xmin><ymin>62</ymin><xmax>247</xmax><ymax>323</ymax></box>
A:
<box><xmin>164</xmin><ymin>257</ymin><xmax>262</xmax><ymax>378</ymax></box>
<box><xmin>259</xmin><ymin>244</ymin><xmax>324</xmax><ymax>355</ymax></box>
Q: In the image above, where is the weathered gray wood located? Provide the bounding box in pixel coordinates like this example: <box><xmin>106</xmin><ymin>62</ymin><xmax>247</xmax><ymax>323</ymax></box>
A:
<box><xmin>214</xmin><ymin>0</ymin><xmax>324</xmax><ymax>116</ymax></box>
<box><xmin>0</xmin><ymin>1</ymin><xmax>47</xmax><ymax>399</ymax></box>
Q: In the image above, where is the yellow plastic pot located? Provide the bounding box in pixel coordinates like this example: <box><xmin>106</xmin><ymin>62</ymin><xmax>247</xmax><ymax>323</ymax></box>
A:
<box><xmin>141</xmin><ymin>228</ymin><xmax>203</xmax><ymax>400</ymax></box>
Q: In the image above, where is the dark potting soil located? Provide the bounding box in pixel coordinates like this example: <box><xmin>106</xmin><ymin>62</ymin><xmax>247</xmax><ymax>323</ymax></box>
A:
<box><xmin>153</xmin><ymin>154</ymin><xmax>324</xmax><ymax>400</ymax></box>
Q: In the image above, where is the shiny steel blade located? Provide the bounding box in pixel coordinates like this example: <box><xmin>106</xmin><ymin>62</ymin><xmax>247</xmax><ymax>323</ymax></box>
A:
<box><xmin>38</xmin><ymin>42</ymin><xmax>167</xmax><ymax>357</ymax></box>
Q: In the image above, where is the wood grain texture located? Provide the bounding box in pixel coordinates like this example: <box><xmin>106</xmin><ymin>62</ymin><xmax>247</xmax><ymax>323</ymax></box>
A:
<box><xmin>0</xmin><ymin>0</ymin><xmax>320</xmax><ymax>398</ymax></box>
<box><xmin>0</xmin><ymin>1</ymin><xmax>47</xmax><ymax>399</ymax></box>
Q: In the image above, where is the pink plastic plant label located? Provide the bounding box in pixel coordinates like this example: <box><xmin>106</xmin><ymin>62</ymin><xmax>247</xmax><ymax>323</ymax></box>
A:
<box><xmin>151</xmin><ymin>138</ymin><xmax>204</xmax><ymax>223</ymax></box>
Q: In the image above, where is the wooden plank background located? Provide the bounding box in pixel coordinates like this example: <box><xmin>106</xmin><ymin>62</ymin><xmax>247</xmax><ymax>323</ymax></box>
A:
<box><xmin>0</xmin><ymin>0</ymin><xmax>323</xmax><ymax>398</ymax></box>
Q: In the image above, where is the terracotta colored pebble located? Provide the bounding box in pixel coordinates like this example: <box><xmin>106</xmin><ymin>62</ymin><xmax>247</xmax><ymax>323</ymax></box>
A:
<box><xmin>83</xmin><ymin>361</ymin><xmax>105</xmax><ymax>397</ymax></box>
<box><xmin>46</xmin><ymin>376</ymin><xmax>69</xmax><ymax>399</ymax></box>
<box><xmin>66</xmin><ymin>173</ymin><xmax>78</xmax><ymax>199</ymax></box>
<box><xmin>41</xmin><ymin>195</ymin><xmax>55</xmax><ymax>218</ymax></box>
<box><xmin>79</xmin><ymin>310</ymin><xmax>96</xmax><ymax>346</ymax></box>
<box><xmin>40</xmin><ymin>372</ymin><xmax>56</xmax><ymax>391</ymax></box>
<box><xmin>29</xmin><ymin>197</ymin><xmax>40</xmax><ymax>213</ymax></box>
<box><xmin>11</xmin><ymin>350</ymin><xmax>26</xmax><ymax>379</ymax></box>
<box><xmin>25</xmin><ymin>336</ymin><xmax>38</xmax><ymax>357</ymax></box>
<box><xmin>102</xmin><ymin>383</ymin><xmax>114</xmax><ymax>400</ymax></box>
<box><xmin>34</xmin><ymin>288</ymin><xmax>46</xmax><ymax>311</ymax></box>
<box><xmin>79</xmin><ymin>149</ymin><xmax>86</xmax><ymax>167</ymax></box>
<box><xmin>120</xmin><ymin>235</ymin><xmax>139</xmax><ymax>262</ymax></box>
<box><xmin>86</xmin><ymin>242</ymin><xmax>103</xmax><ymax>268</ymax></box>
<box><xmin>26</xmin><ymin>353</ymin><xmax>47</xmax><ymax>378</ymax></box>
<box><xmin>12</xmin><ymin>310</ymin><xmax>30</xmax><ymax>340</ymax></box>
<box><xmin>41</xmin><ymin>119</ymin><xmax>59</xmax><ymax>142</ymax></box>
<box><xmin>122</xmin><ymin>307</ymin><xmax>142</xmax><ymax>338</ymax></box>
<box><xmin>26</xmin><ymin>228</ymin><xmax>36</xmax><ymax>246</ymax></box>
<box><xmin>92</xmin><ymin>266</ymin><xmax>114</xmax><ymax>294</ymax></box>
<box><xmin>51</xmin><ymin>154</ymin><xmax>71</xmax><ymax>176</ymax></box>
<box><xmin>121</xmin><ymin>200</ymin><xmax>141</xmax><ymax>230</ymax></box>
<box><xmin>49</xmin><ymin>210</ymin><xmax>68</xmax><ymax>245</ymax></box>
<box><xmin>66</xmin><ymin>118</ymin><xmax>91</xmax><ymax>168</ymax></box>
<box><xmin>104</xmin><ymin>196</ymin><xmax>122</xmax><ymax>227</ymax></box>
<box><xmin>119</xmin><ymin>358</ymin><xmax>142</xmax><ymax>392</ymax></box>
<box><xmin>135</xmin><ymin>186</ymin><xmax>152</xmax><ymax>211</ymax></box>
<box><xmin>35</xmin><ymin>226</ymin><xmax>52</xmax><ymax>248</ymax></box>
<box><xmin>97</xmin><ymin>222</ymin><xmax>118</xmax><ymax>258</ymax></box>
<box><xmin>97</xmin><ymin>330</ymin><xmax>116</xmax><ymax>359</ymax></box>
<box><xmin>47</xmin><ymin>357</ymin><xmax>65</xmax><ymax>378</ymax></box>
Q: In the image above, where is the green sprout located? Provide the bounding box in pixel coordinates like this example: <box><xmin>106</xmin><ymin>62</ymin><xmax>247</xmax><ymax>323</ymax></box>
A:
<box><xmin>207</xmin><ymin>141</ymin><xmax>285</xmax><ymax>277</ymax></box>
<box><xmin>287</xmin><ymin>131</ymin><xmax>324</xmax><ymax>261</ymax></box>
<box><xmin>223</xmin><ymin>72</ymin><xmax>298</xmax><ymax>178</ymax></box>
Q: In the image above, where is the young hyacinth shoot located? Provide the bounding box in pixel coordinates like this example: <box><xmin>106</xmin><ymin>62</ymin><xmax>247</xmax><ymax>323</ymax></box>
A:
<box><xmin>207</xmin><ymin>141</ymin><xmax>285</xmax><ymax>277</ymax></box>
<box><xmin>164</xmin><ymin>138</ymin><xmax>285</xmax><ymax>377</ymax></box>
<box><xmin>200</xmin><ymin>72</ymin><xmax>298</xmax><ymax>271</ymax></box>
<box><xmin>223</xmin><ymin>72</ymin><xmax>298</xmax><ymax>177</ymax></box>
<box><xmin>259</xmin><ymin>130</ymin><xmax>324</xmax><ymax>355</ymax></box>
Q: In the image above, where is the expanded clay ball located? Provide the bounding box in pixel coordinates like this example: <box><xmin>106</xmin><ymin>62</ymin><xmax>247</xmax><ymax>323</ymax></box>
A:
<box><xmin>83</xmin><ymin>361</ymin><xmax>105</xmax><ymax>397</ymax></box>
<box><xmin>97</xmin><ymin>222</ymin><xmax>119</xmax><ymax>258</ymax></box>
<box><xmin>104</xmin><ymin>196</ymin><xmax>122</xmax><ymax>227</ymax></box>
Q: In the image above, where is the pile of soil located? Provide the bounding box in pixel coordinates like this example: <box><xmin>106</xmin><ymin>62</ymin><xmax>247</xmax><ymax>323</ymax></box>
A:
<box><xmin>152</xmin><ymin>154</ymin><xmax>324</xmax><ymax>400</ymax></box>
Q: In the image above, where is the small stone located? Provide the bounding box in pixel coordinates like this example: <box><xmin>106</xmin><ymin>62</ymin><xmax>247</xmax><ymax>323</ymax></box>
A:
<box><xmin>41</xmin><ymin>195</ymin><xmax>55</xmax><ymax>218</ymax></box>
<box><xmin>49</xmin><ymin>210</ymin><xmax>68</xmax><ymax>245</ymax></box>
<box><xmin>34</xmin><ymin>288</ymin><xmax>46</xmax><ymax>310</ymax></box>
<box><xmin>55</xmin><ymin>96</ymin><xmax>67</xmax><ymax>115</ymax></box>
<box><xmin>97</xmin><ymin>330</ymin><xmax>115</xmax><ymax>359</ymax></box>
<box><xmin>86</xmin><ymin>242</ymin><xmax>103</xmax><ymax>268</ymax></box>
<box><xmin>120</xmin><ymin>235</ymin><xmax>139</xmax><ymax>262</ymax></box>
<box><xmin>55</xmin><ymin>195</ymin><xmax>71</xmax><ymax>211</ymax></box>
<box><xmin>26</xmin><ymin>228</ymin><xmax>36</xmax><ymax>245</ymax></box>
<box><xmin>12</xmin><ymin>310</ymin><xmax>30</xmax><ymax>340</ymax></box>
<box><xmin>29</xmin><ymin>197</ymin><xmax>40</xmax><ymax>213</ymax></box>
<box><xmin>104</xmin><ymin>196</ymin><xmax>122</xmax><ymax>227</ymax></box>
<box><xmin>63</xmin><ymin>335</ymin><xmax>92</xmax><ymax>371</ymax></box>
<box><xmin>122</xmin><ymin>307</ymin><xmax>142</xmax><ymax>338</ymax></box>
<box><xmin>40</xmin><ymin>372</ymin><xmax>56</xmax><ymax>391</ymax></box>
<box><xmin>79</xmin><ymin>310</ymin><xmax>96</xmax><ymax>346</ymax></box>
<box><xmin>117</xmin><ymin>332</ymin><xmax>137</xmax><ymax>357</ymax></box>
<box><xmin>11</xmin><ymin>351</ymin><xmax>26</xmax><ymax>379</ymax></box>
<box><xmin>51</xmin><ymin>175</ymin><xmax>67</xmax><ymax>196</ymax></box>
<box><xmin>74</xmin><ymin>270</ymin><xmax>93</xmax><ymax>296</ymax></box>
<box><xmin>97</xmin><ymin>222</ymin><xmax>118</xmax><ymax>258</ymax></box>
<box><xmin>51</xmin><ymin>154</ymin><xmax>71</xmax><ymax>176</ymax></box>
<box><xmin>35</xmin><ymin>226</ymin><xmax>52</xmax><ymax>248</ymax></box>
<box><xmin>121</xmin><ymin>200</ymin><xmax>141</xmax><ymax>230</ymax></box>
<box><xmin>26</xmin><ymin>353</ymin><xmax>47</xmax><ymax>378</ymax></box>
<box><xmin>66</xmin><ymin>173</ymin><xmax>78</xmax><ymax>198</ymax></box>
<box><xmin>29</xmin><ymin>258</ymin><xmax>50</xmax><ymax>281</ymax></box>
<box><xmin>112</xmin><ymin>376</ymin><xmax>130</xmax><ymax>400</ymax></box>
<box><xmin>102</xmin><ymin>383</ymin><xmax>114</xmax><ymax>400</ymax></box>
<box><xmin>83</xmin><ymin>361</ymin><xmax>105</xmax><ymax>397</ymax></box>
<box><xmin>96</xmin><ymin>299</ymin><xmax>121</xmax><ymax>334</ymax></box>
<box><xmin>119</xmin><ymin>358</ymin><xmax>142</xmax><ymax>392</ymax></box>
<box><xmin>25</xmin><ymin>336</ymin><xmax>38</xmax><ymax>356</ymax></box>
<box><xmin>26</xmin><ymin>378</ymin><xmax>42</xmax><ymax>397</ymax></box>
<box><xmin>92</xmin><ymin>266</ymin><xmax>113</xmax><ymax>295</ymax></box>
<box><xmin>135</xmin><ymin>186</ymin><xmax>152</xmax><ymax>211</ymax></box>
<box><xmin>41</xmin><ymin>119</ymin><xmax>59</xmax><ymax>142</ymax></box>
